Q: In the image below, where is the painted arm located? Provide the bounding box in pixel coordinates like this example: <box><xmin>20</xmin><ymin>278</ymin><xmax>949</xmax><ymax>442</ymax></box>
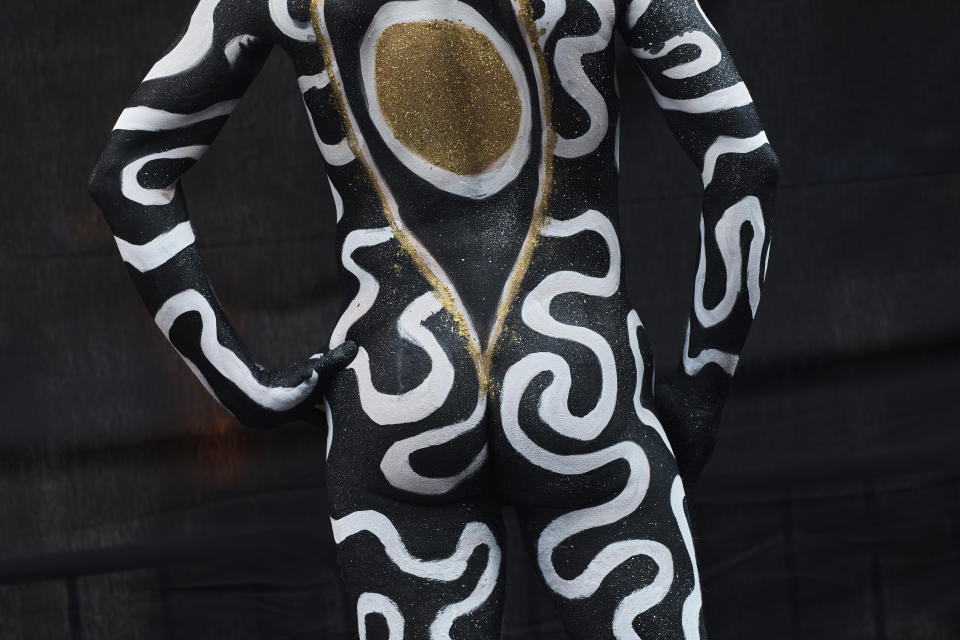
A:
<box><xmin>88</xmin><ymin>0</ymin><xmax>355</xmax><ymax>429</ymax></box>
<box><xmin>619</xmin><ymin>0</ymin><xmax>781</xmax><ymax>483</ymax></box>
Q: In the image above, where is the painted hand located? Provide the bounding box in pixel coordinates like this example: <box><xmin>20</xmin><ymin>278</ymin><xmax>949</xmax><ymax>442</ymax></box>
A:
<box><xmin>654</xmin><ymin>376</ymin><xmax>723</xmax><ymax>487</ymax></box>
<box><xmin>240</xmin><ymin>340</ymin><xmax>359</xmax><ymax>429</ymax></box>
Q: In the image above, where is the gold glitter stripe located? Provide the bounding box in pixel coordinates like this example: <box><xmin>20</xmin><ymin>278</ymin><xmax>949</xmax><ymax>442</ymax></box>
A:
<box><xmin>309</xmin><ymin>0</ymin><xmax>554</xmax><ymax>391</ymax></box>
<box><xmin>483</xmin><ymin>0</ymin><xmax>556</xmax><ymax>368</ymax></box>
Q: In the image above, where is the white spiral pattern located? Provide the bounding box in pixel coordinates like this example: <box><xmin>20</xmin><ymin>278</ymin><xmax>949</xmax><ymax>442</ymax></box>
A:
<box><xmin>500</xmin><ymin>209</ymin><xmax>676</xmax><ymax>636</ymax></box>
<box><xmin>552</xmin><ymin>0</ymin><xmax>616</xmax><ymax>158</ymax></box>
<box><xmin>331</xmin><ymin>510</ymin><xmax>501</xmax><ymax>639</ymax></box>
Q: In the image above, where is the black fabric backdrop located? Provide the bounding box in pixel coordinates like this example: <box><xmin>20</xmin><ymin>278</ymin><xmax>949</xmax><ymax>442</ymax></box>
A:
<box><xmin>2</xmin><ymin>0</ymin><xmax>959</xmax><ymax>637</ymax></box>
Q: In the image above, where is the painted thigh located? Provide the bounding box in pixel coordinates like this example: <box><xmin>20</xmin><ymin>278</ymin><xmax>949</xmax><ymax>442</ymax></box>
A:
<box><xmin>492</xmin><ymin>301</ymin><xmax>706</xmax><ymax>639</ymax></box>
<box><xmin>323</xmin><ymin>366</ymin><xmax>504</xmax><ymax>640</ymax></box>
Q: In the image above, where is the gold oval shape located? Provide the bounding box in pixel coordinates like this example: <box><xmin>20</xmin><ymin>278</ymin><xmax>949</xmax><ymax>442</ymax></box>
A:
<box><xmin>374</xmin><ymin>19</ymin><xmax>523</xmax><ymax>176</ymax></box>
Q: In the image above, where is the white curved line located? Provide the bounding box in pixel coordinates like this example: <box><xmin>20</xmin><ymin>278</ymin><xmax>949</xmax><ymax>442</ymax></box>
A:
<box><xmin>359</xmin><ymin>0</ymin><xmax>533</xmax><ymax>198</ymax></box>
<box><xmin>297</xmin><ymin>71</ymin><xmax>330</xmax><ymax>93</ymax></box>
<box><xmin>627</xmin><ymin>311</ymin><xmax>673</xmax><ymax>455</ymax></box>
<box><xmin>144</xmin><ymin>0</ymin><xmax>220</xmax><ymax>81</ymax></box>
<box><xmin>701</xmin><ymin>133</ymin><xmax>769</xmax><ymax>188</ymax></box>
<box><xmin>318</xmin><ymin>138</ymin><xmax>354</xmax><ymax>166</ymax></box>
<box><xmin>225</xmin><ymin>34</ymin><xmax>259</xmax><ymax>69</ymax></box>
<box><xmin>357</xmin><ymin>593</ymin><xmax>404</xmax><ymax>640</ymax></box>
<box><xmin>113</xmin><ymin>100</ymin><xmax>238</xmax><ymax>132</ymax></box>
<box><xmin>329</xmin><ymin>226</ymin><xmax>395</xmax><ymax>349</ymax></box>
<box><xmin>694</xmin><ymin>196</ymin><xmax>765</xmax><ymax>327</ymax></box>
<box><xmin>553</xmin><ymin>0</ymin><xmax>615</xmax><ymax>158</ymax></box>
<box><xmin>535</xmin><ymin>0</ymin><xmax>566</xmax><ymax>43</ymax></box>
<box><xmin>349</xmin><ymin>292</ymin><xmax>455</xmax><ymax>425</ymax></box>
<box><xmin>632</xmin><ymin>30</ymin><xmax>722</xmax><ymax>79</ymax></box>
<box><xmin>328</xmin><ymin>177</ymin><xmax>345</xmax><ymax>223</ymax></box>
<box><xmin>501</xmin><ymin>359</ymin><xmax>672</xmax><ymax>612</ymax></box>
<box><xmin>517</xmin><ymin>210</ymin><xmax>620</xmax><ymax>440</ymax></box>
<box><xmin>330</xmin><ymin>510</ymin><xmax>500</xmax><ymax>640</ymax></box>
<box><xmin>115</xmin><ymin>221</ymin><xmax>195</xmax><ymax>272</ymax></box>
<box><xmin>324</xmin><ymin>398</ymin><xmax>335</xmax><ymax>460</ymax></box>
<box><xmin>120</xmin><ymin>145</ymin><xmax>208</xmax><ymax>206</ymax></box>
<box><xmin>380</xmin><ymin>393</ymin><xmax>488</xmax><ymax>495</ymax></box>
<box><xmin>299</xmin><ymin>87</ymin><xmax>354</xmax><ymax>166</ymax></box>
<box><xmin>155</xmin><ymin>289</ymin><xmax>319</xmax><ymax>410</ymax></box>
<box><xmin>611</xmin><ymin>541</ymin><xmax>674</xmax><ymax>638</ymax></box>
<box><xmin>645</xmin><ymin>77</ymin><xmax>753</xmax><ymax>114</ymax></box>
<box><xmin>268</xmin><ymin>0</ymin><xmax>316</xmax><ymax>42</ymax></box>
<box><xmin>671</xmin><ymin>476</ymin><xmax>703</xmax><ymax>639</ymax></box>
<box><xmin>500</xmin><ymin>209</ymin><xmax>673</xmax><ymax>623</ymax></box>
<box><xmin>624</xmin><ymin>0</ymin><xmax>652</xmax><ymax>31</ymax></box>
<box><xmin>682</xmin><ymin>320</ymin><xmax>738</xmax><ymax>376</ymax></box>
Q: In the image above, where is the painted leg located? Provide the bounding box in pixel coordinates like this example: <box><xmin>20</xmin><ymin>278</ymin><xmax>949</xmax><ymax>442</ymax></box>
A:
<box><xmin>514</xmin><ymin>472</ymin><xmax>705</xmax><ymax>640</ymax></box>
<box><xmin>328</xmin><ymin>493</ymin><xmax>505</xmax><ymax>640</ymax></box>
<box><xmin>324</xmin><ymin>366</ymin><xmax>503</xmax><ymax>640</ymax></box>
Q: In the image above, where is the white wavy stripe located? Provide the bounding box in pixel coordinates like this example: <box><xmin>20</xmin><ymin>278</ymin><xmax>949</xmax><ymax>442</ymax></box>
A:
<box><xmin>120</xmin><ymin>145</ymin><xmax>208</xmax><ymax>206</ymax></box>
<box><xmin>682</xmin><ymin>320</ymin><xmax>738</xmax><ymax>376</ymax></box>
<box><xmin>500</xmin><ymin>208</ymin><xmax>674</xmax><ymax>633</ymax></box>
<box><xmin>330</xmin><ymin>510</ymin><xmax>501</xmax><ymax>640</ymax></box>
<box><xmin>154</xmin><ymin>289</ymin><xmax>319</xmax><ymax>410</ymax></box>
<box><xmin>328</xmin><ymin>177</ymin><xmax>345</xmax><ymax>222</ymax></box>
<box><xmin>553</xmin><ymin>0</ymin><xmax>615</xmax><ymax>158</ymax></box>
<box><xmin>701</xmin><ymin>132</ymin><xmax>769</xmax><ymax>188</ymax></box>
<box><xmin>113</xmin><ymin>100</ymin><xmax>238</xmax><ymax>131</ymax></box>
<box><xmin>297</xmin><ymin>62</ymin><xmax>349</xmax><ymax>168</ymax></box>
<box><xmin>535</xmin><ymin>0</ymin><xmax>566</xmax><ymax>43</ymax></box>
<box><xmin>144</xmin><ymin>0</ymin><xmax>220</xmax><ymax>81</ymax></box>
<box><xmin>114</xmin><ymin>221</ymin><xmax>195</xmax><ymax>272</ymax></box>
<box><xmin>225</xmin><ymin>34</ymin><xmax>258</xmax><ymax>68</ymax></box>
<box><xmin>516</xmin><ymin>210</ymin><xmax>620</xmax><ymax>440</ymax></box>
<box><xmin>645</xmin><ymin>76</ymin><xmax>753</xmax><ymax>114</ymax></box>
<box><xmin>299</xmin><ymin>89</ymin><xmax>354</xmax><ymax>166</ymax></box>
<box><xmin>298</xmin><ymin>70</ymin><xmax>330</xmax><ymax>93</ymax></box>
<box><xmin>380</xmin><ymin>393</ymin><xmax>488</xmax><ymax>495</ymax></box>
<box><xmin>268</xmin><ymin>0</ymin><xmax>316</xmax><ymax>42</ymax></box>
<box><xmin>611</xmin><ymin>542</ymin><xmax>674</xmax><ymax>639</ymax></box>
<box><xmin>324</xmin><ymin>398</ymin><xmax>335</xmax><ymax>460</ymax></box>
<box><xmin>317</xmin><ymin>5</ymin><xmax>482</xmax><ymax>355</ymax></box>
<box><xmin>632</xmin><ymin>30</ymin><xmax>722</xmax><ymax>80</ymax></box>
<box><xmin>350</xmin><ymin>292</ymin><xmax>455</xmax><ymax>425</ymax></box>
<box><xmin>359</xmin><ymin>0</ymin><xmax>532</xmax><ymax>198</ymax></box>
<box><xmin>357</xmin><ymin>593</ymin><xmax>404</xmax><ymax>640</ymax></box>
<box><xmin>763</xmin><ymin>237</ymin><xmax>772</xmax><ymax>280</ymax></box>
<box><xmin>329</xmin><ymin>227</ymin><xmax>394</xmax><ymax>348</ymax></box>
<box><xmin>501</xmin><ymin>360</ymin><xmax>674</xmax><ymax>631</ymax></box>
<box><xmin>626</xmin><ymin>311</ymin><xmax>673</xmax><ymax>455</ymax></box>
<box><xmin>624</xmin><ymin>0</ymin><xmax>652</xmax><ymax>31</ymax></box>
<box><xmin>693</xmin><ymin>196</ymin><xmax>765</xmax><ymax>327</ymax></box>
<box><xmin>671</xmin><ymin>476</ymin><xmax>703</xmax><ymax>639</ymax></box>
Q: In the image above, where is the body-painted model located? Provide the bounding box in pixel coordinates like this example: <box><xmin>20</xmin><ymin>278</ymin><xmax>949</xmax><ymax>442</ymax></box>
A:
<box><xmin>90</xmin><ymin>0</ymin><xmax>780</xmax><ymax>636</ymax></box>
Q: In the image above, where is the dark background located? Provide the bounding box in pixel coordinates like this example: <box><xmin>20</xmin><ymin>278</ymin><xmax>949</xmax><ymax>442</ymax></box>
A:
<box><xmin>2</xmin><ymin>0</ymin><xmax>959</xmax><ymax>637</ymax></box>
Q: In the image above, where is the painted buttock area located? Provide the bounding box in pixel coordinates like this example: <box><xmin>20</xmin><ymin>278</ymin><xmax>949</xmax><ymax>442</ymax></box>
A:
<box><xmin>360</xmin><ymin>0</ymin><xmax>533</xmax><ymax>198</ymax></box>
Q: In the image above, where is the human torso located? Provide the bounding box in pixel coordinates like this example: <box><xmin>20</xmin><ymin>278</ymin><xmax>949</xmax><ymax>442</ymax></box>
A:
<box><xmin>284</xmin><ymin>0</ymin><xmax>646</xmax><ymax>452</ymax></box>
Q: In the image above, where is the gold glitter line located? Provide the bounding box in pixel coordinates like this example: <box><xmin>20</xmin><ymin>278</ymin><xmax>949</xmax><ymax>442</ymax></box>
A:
<box><xmin>482</xmin><ymin>0</ymin><xmax>556</xmax><ymax>374</ymax></box>
<box><xmin>310</xmin><ymin>0</ymin><xmax>486</xmax><ymax>388</ymax></box>
<box><xmin>310</xmin><ymin>0</ymin><xmax>555</xmax><ymax>391</ymax></box>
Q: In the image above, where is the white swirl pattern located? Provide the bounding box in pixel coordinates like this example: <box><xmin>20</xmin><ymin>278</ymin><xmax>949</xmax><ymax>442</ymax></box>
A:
<box><xmin>500</xmin><ymin>210</ymin><xmax>678</xmax><ymax>636</ymax></box>
<box><xmin>331</xmin><ymin>510</ymin><xmax>501</xmax><ymax>639</ymax></box>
